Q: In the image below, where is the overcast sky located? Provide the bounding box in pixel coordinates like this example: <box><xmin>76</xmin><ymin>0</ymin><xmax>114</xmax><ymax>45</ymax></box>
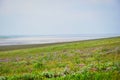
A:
<box><xmin>0</xmin><ymin>0</ymin><xmax>120</xmax><ymax>35</ymax></box>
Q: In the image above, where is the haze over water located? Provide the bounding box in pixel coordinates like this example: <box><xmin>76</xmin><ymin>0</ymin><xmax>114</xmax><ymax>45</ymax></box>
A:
<box><xmin>0</xmin><ymin>34</ymin><xmax>119</xmax><ymax>46</ymax></box>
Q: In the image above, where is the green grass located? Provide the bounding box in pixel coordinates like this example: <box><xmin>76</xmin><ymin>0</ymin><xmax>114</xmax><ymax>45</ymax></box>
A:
<box><xmin>0</xmin><ymin>37</ymin><xmax>120</xmax><ymax>80</ymax></box>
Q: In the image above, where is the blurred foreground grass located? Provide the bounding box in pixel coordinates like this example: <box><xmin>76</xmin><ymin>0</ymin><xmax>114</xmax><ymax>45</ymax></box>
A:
<box><xmin>0</xmin><ymin>37</ymin><xmax>120</xmax><ymax>80</ymax></box>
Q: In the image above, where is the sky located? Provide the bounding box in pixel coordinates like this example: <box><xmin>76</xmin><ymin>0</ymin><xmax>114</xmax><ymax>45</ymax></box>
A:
<box><xmin>0</xmin><ymin>0</ymin><xmax>120</xmax><ymax>36</ymax></box>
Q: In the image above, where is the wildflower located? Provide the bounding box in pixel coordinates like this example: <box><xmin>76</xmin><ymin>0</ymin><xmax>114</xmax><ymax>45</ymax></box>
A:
<box><xmin>79</xmin><ymin>64</ymin><xmax>85</xmax><ymax>67</ymax></box>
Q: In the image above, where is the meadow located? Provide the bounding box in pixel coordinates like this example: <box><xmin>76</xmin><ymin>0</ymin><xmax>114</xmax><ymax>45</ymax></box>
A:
<box><xmin>0</xmin><ymin>37</ymin><xmax>120</xmax><ymax>80</ymax></box>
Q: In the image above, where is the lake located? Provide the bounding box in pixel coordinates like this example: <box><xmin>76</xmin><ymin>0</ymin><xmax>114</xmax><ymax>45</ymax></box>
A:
<box><xmin>0</xmin><ymin>34</ymin><xmax>119</xmax><ymax>46</ymax></box>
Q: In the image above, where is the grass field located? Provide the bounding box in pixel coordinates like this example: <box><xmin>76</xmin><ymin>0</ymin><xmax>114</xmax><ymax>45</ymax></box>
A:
<box><xmin>0</xmin><ymin>37</ymin><xmax>120</xmax><ymax>80</ymax></box>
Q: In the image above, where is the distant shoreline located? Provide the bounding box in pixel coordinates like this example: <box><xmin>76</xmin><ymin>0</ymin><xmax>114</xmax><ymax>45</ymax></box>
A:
<box><xmin>0</xmin><ymin>36</ymin><xmax>120</xmax><ymax>51</ymax></box>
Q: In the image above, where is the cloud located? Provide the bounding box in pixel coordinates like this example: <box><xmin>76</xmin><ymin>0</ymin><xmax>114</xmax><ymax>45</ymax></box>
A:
<box><xmin>0</xmin><ymin>0</ymin><xmax>118</xmax><ymax>15</ymax></box>
<box><xmin>79</xmin><ymin>0</ymin><xmax>117</xmax><ymax>5</ymax></box>
<box><xmin>0</xmin><ymin>0</ymin><xmax>118</xmax><ymax>26</ymax></box>
<box><xmin>0</xmin><ymin>0</ymin><xmax>119</xmax><ymax>26</ymax></box>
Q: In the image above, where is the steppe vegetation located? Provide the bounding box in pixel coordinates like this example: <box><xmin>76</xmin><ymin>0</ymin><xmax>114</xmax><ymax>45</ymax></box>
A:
<box><xmin>0</xmin><ymin>37</ymin><xmax>120</xmax><ymax>80</ymax></box>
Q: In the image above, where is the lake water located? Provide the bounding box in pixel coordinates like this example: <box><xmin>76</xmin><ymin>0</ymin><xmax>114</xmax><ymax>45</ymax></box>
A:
<box><xmin>0</xmin><ymin>34</ymin><xmax>119</xmax><ymax>46</ymax></box>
